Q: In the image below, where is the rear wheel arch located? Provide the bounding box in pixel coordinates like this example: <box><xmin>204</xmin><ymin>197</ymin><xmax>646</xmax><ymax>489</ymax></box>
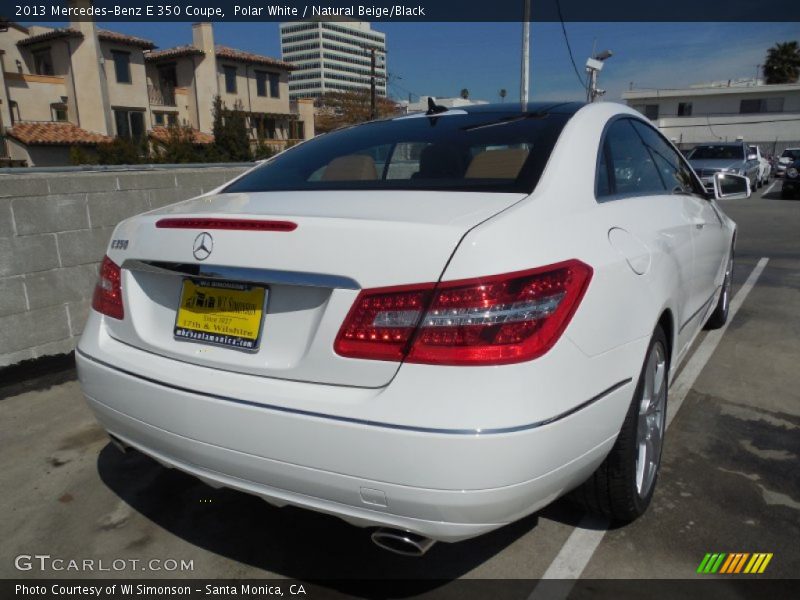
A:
<box><xmin>657</xmin><ymin>309</ymin><xmax>674</xmax><ymax>366</ymax></box>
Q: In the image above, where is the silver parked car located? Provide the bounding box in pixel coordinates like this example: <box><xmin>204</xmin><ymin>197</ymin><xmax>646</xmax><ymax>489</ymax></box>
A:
<box><xmin>687</xmin><ymin>142</ymin><xmax>760</xmax><ymax>193</ymax></box>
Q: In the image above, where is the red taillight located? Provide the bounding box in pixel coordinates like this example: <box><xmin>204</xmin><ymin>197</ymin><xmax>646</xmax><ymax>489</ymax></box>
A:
<box><xmin>92</xmin><ymin>255</ymin><xmax>124</xmax><ymax>320</ymax></box>
<box><xmin>334</xmin><ymin>283</ymin><xmax>435</xmax><ymax>361</ymax></box>
<box><xmin>155</xmin><ymin>218</ymin><xmax>297</xmax><ymax>232</ymax></box>
<box><xmin>334</xmin><ymin>260</ymin><xmax>592</xmax><ymax>365</ymax></box>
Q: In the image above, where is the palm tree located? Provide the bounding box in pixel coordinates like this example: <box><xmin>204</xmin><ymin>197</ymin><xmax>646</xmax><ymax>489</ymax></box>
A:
<box><xmin>763</xmin><ymin>41</ymin><xmax>800</xmax><ymax>84</ymax></box>
<box><xmin>460</xmin><ymin>88</ymin><xmax>470</xmax><ymax>100</ymax></box>
<box><xmin>499</xmin><ymin>89</ymin><xmax>507</xmax><ymax>103</ymax></box>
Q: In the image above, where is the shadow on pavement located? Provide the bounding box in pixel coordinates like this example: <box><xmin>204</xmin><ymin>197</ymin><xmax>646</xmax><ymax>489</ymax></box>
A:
<box><xmin>97</xmin><ymin>443</ymin><xmax>540</xmax><ymax>594</ymax></box>
<box><xmin>761</xmin><ymin>181</ymin><xmax>798</xmax><ymax>201</ymax></box>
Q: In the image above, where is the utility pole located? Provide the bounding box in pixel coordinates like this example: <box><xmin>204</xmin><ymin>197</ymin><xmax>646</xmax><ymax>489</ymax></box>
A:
<box><xmin>520</xmin><ymin>0</ymin><xmax>531</xmax><ymax>106</ymax></box>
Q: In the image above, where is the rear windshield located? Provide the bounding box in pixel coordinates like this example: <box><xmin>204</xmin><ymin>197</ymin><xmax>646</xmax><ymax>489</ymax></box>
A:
<box><xmin>223</xmin><ymin>112</ymin><xmax>571</xmax><ymax>194</ymax></box>
<box><xmin>688</xmin><ymin>145</ymin><xmax>744</xmax><ymax>160</ymax></box>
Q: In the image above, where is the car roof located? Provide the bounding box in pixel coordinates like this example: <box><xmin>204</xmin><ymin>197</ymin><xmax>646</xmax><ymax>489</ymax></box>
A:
<box><xmin>452</xmin><ymin>101</ymin><xmax>586</xmax><ymax>115</ymax></box>
<box><xmin>396</xmin><ymin>101</ymin><xmax>586</xmax><ymax>120</ymax></box>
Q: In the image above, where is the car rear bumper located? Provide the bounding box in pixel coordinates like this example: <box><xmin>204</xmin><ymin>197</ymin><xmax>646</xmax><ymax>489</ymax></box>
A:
<box><xmin>78</xmin><ymin>349</ymin><xmax>626</xmax><ymax>541</ymax></box>
<box><xmin>76</xmin><ymin>314</ymin><xmax>639</xmax><ymax>542</ymax></box>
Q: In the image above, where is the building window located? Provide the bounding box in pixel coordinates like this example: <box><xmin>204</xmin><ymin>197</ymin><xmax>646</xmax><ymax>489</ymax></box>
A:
<box><xmin>112</xmin><ymin>51</ymin><xmax>132</xmax><ymax>84</ymax></box>
<box><xmin>224</xmin><ymin>65</ymin><xmax>237</xmax><ymax>94</ymax></box>
<box><xmin>114</xmin><ymin>109</ymin><xmax>145</xmax><ymax>139</ymax></box>
<box><xmin>740</xmin><ymin>97</ymin><xmax>784</xmax><ymax>114</ymax></box>
<box><xmin>51</xmin><ymin>103</ymin><xmax>68</xmax><ymax>122</ymax></box>
<box><xmin>255</xmin><ymin>70</ymin><xmax>268</xmax><ymax>97</ymax></box>
<box><xmin>9</xmin><ymin>101</ymin><xmax>20</xmax><ymax>123</ymax></box>
<box><xmin>677</xmin><ymin>102</ymin><xmax>692</xmax><ymax>116</ymax></box>
<box><xmin>269</xmin><ymin>73</ymin><xmax>280</xmax><ymax>98</ymax></box>
<box><xmin>154</xmin><ymin>111</ymin><xmax>179</xmax><ymax>127</ymax></box>
<box><xmin>32</xmin><ymin>48</ymin><xmax>54</xmax><ymax>76</ymax></box>
<box><xmin>158</xmin><ymin>64</ymin><xmax>178</xmax><ymax>87</ymax></box>
<box><xmin>642</xmin><ymin>104</ymin><xmax>659</xmax><ymax>120</ymax></box>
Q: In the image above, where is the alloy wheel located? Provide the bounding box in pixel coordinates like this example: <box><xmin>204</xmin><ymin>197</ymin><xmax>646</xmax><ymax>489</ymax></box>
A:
<box><xmin>636</xmin><ymin>341</ymin><xmax>667</xmax><ymax>498</ymax></box>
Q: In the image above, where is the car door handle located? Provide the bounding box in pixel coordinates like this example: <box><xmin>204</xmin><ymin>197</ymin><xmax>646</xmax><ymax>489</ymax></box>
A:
<box><xmin>695</xmin><ymin>223</ymin><xmax>705</xmax><ymax>229</ymax></box>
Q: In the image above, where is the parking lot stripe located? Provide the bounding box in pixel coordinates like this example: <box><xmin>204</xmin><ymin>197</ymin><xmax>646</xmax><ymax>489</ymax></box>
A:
<box><xmin>764</xmin><ymin>182</ymin><xmax>776</xmax><ymax>195</ymax></box>
<box><xmin>666</xmin><ymin>257</ymin><xmax>768</xmax><ymax>428</ymax></box>
<box><xmin>530</xmin><ymin>257</ymin><xmax>769</xmax><ymax>596</ymax></box>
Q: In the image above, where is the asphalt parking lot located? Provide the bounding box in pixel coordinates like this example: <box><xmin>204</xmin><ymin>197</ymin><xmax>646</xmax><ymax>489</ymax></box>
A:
<box><xmin>1</xmin><ymin>179</ymin><xmax>798</xmax><ymax>590</ymax></box>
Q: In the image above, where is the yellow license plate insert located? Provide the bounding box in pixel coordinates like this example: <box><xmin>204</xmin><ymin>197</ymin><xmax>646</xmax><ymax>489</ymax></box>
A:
<box><xmin>174</xmin><ymin>279</ymin><xmax>266</xmax><ymax>350</ymax></box>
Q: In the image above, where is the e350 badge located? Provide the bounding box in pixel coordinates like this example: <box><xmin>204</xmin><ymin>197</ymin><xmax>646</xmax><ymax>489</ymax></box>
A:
<box><xmin>110</xmin><ymin>239</ymin><xmax>129</xmax><ymax>250</ymax></box>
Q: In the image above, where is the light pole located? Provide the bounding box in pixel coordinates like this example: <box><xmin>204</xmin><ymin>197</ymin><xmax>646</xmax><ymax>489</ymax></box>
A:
<box><xmin>586</xmin><ymin>49</ymin><xmax>612</xmax><ymax>103</ymax></box>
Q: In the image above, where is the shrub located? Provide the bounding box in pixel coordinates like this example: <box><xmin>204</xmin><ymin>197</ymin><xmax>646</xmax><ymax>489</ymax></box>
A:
<box><xmin>212</xmin><ymin>96</ymin><xmax>252</xmax><ymax>161</ymax></box>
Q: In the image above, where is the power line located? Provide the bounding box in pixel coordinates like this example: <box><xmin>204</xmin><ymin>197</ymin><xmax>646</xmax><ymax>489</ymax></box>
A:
<box><xmin>555</xmin><ymin>0</ymin><xmax>587</xmax><ymax>92</ymax></box>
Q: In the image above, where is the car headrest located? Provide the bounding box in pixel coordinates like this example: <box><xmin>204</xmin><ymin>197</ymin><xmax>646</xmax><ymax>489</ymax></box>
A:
<box><xmin>466</xmin><ymin>148</ymin><xmax>530</xmax><ymax>179</ymax></box>
<box><xmin>321</xmin><ymin>155</ymin><xmax>378</xmax><ymax>181</ymax></box>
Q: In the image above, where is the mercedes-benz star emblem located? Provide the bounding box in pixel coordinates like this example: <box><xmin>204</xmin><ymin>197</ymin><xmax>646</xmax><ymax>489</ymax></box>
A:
<box><xmin>193</xmin><ymin>232</ymin><xmax>213</xmax><ymax>261</ymax></box>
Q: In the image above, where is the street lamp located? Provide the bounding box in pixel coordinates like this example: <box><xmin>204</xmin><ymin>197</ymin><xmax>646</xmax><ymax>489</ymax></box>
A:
<box><xmin>586</xmin><ymin>49</ymin><xmax>612</xmax><ymax>103</ymax></box>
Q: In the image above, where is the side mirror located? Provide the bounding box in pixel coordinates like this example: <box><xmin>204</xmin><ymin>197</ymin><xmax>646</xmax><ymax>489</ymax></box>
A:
<box><xmin>713</xmin><ymin>172</ymin><xmax>751</xmax><ymax>200</ymax></box>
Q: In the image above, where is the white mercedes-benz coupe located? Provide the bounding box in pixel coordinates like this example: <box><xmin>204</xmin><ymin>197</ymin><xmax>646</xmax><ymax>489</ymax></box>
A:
<box><xmin>77</xmin><ymin>101</ymin><xmax>742</xmax><ymax>556</ymax></box>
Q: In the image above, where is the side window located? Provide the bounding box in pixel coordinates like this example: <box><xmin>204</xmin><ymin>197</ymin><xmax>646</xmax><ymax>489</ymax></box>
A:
<box><xmin>597</xmin><ymin>119</ymin><xmax>665</xmax><ymax>200</ymax></box>
<box><xmin>596</xmin><ymin>144</ymin><xmax>611</xmax><ymax>196</ymax></box>
<box><xmin>631</xmin><ymin>120</ymin><xmax>702</xmax><ymax>195</ymax></box>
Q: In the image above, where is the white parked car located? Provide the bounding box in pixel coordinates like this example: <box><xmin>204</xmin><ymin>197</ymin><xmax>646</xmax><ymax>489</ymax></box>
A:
<box><xmin>749</xmin><ymin>145</ymin><xmax>771</xmax><ymax>187</ymax></box>
<box><xmin>77</xmin><ymin>102</ymin><xmax>741</xmax><ymax>556</ymax></box>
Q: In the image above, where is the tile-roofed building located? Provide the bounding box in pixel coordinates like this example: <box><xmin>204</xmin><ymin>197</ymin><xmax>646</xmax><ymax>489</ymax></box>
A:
<box><xmin>145</xmin><ymin>45</ymin><xmax>205</xmax><ymax>62</ymax></box>
<box><xmin>16</xmin><ymin>27</ymin><xmax>84</xmax><ymax>47</ymax></box>
<box><xmin>215</xmin><ymin>45</ymin><xmax>296</xmax><ymax>70</ymax></box>
<box><xmin>98</xmin><ymin>29</ymin><xmax>156</xmax><ymax>50</ymax></box>
<box><xmin>15</xmin><ymin>27</ymin><xmax>154</xmax><ymax>49</ymax></box>
<box><xmin>149</xmin><ymin>126</ymin><xmax>214</xmax><ymax>145</ymax></box>
<box><xmin>7</xmin><ymin>122</ymin><xmax>112</xmax><ymax>145</ymax></box>
<box><xmin>1</xmin><ymin>20</ymin><xmax>313</xmax><ymax>166</ymax></box>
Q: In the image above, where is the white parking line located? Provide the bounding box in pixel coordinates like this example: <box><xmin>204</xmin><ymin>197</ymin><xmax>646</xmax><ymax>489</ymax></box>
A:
<box><xmin>529</xmin><ymin>257</ymin><xmax>769</xmax><ymax>597</ymax></box>
<box><xmin>764</xmin><ymin>181</ymin><xmax>777</xmax><ymax>195</ymax></box>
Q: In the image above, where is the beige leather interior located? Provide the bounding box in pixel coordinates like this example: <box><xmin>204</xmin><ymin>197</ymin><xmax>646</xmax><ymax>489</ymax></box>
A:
<box><xmin>466</xmin><ymin>148</ymin><xmax>530</xmax><ymax>179</ymax></box>
<box><xmin>321</xmin><ymin>155</ymin><xmax>378</xmax><ymax>181</ymax></box>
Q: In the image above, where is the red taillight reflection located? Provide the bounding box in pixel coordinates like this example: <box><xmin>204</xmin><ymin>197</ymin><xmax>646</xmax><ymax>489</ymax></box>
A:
<box><xmin>334</xmin><ymin>260</ymin><xmax>592</xmax><ymax>365</ymax></box>
<box><xmin>92</xmin><ymin>255</ymin><xmax>124</xmax><ymax>320</ymax></box>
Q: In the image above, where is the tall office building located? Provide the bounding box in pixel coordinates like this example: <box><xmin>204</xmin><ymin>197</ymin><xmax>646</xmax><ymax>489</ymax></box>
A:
<box><xmin>280</xmin><ymin>20</ymin><xmax>387</xmax><ymax>99</ymax></box>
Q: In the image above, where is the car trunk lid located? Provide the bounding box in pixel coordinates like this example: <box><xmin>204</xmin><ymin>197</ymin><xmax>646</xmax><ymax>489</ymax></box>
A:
<box><xmin>102</xmin><ymin>190</ymin><xmax>526</xmax><ymax>387</ymax></box>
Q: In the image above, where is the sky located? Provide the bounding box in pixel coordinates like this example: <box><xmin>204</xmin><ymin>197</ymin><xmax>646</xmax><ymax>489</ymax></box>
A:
<box><xmin>32</xmin><ymin>20</ymin><xmax>800</xmax><ymax>103</ymax></box>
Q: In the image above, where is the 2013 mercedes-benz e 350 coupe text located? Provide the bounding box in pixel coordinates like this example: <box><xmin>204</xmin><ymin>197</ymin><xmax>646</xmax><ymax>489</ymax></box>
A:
<box><xmin>77</xmin><ymin>102</ymin><xmax>742</xmax><ymax>556</ymax></box>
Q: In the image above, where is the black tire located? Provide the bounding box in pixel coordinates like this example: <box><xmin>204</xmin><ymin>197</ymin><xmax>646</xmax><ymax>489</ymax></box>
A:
<box><xmin>569</xmin><ymin>325</ymin><xmax>669</xmax><ymax>522</ymax></box>
<box><xmin>705</xmin><ymin>248</ymin><xmax>733</xmax><ymax>330</ymax></box>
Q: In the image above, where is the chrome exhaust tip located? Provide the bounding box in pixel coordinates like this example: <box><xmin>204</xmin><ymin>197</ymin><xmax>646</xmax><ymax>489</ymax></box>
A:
<box><xmin>371</xmin><ymin>528</ymin><xmax>436</xmax><ymax>557</ymax></box>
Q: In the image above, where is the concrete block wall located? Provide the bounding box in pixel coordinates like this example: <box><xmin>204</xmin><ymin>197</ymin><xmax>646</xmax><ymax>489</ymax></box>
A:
<box><xmin>0</xmin><ymin>166</ymin><xmax>247</xmax><ymax>367</ymax></box>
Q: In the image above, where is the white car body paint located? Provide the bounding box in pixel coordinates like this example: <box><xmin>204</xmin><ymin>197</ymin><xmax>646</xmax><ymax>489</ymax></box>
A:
<box><xmin>76</xmin><ymin>102</ymin><xmax>736</xmax><ymax>542</ymax></box>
